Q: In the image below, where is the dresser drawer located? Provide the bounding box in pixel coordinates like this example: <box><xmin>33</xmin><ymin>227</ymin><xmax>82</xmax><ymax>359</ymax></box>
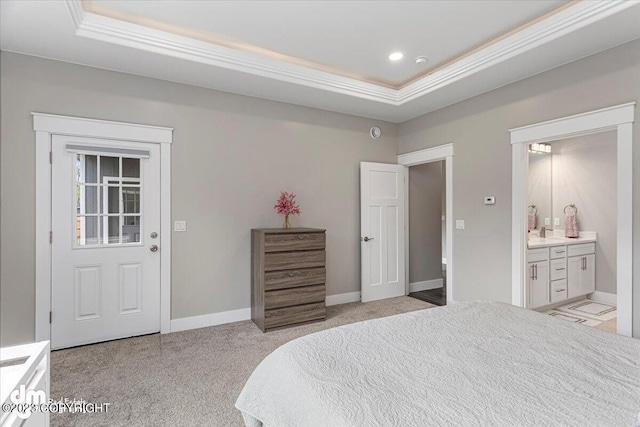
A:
<box><xmin>264</xmin><ymin>302</ymin><xmax>326</xmax><ymax>330</ymax></box>
<box><xmin>550</xmin><ymin>246</ymin><xmax>567</xmax><ymax>259</ymax></box>
<box><xmin>265</xmin><ymin>250</ymin><xmax>325</xmax><ymax>271</ymax></box>
<box><xmin>567</xmin><ymin>243</ymin><xmax>595</xmax><ymax>257</ymax></box>
<box><xmin>550</xmin><ymin>279</ymin><xmax>568</xmax><ymax>303</ymax></box>
<box><xmin>550</xmin><ymin>258</ymin><xmax>567</xmax><ymax>281</ymax></box>
<box><xmin>264</xmin><ymin>232</ymin><xmax>325</xmax><ymax>252</ymax></box>
<box><xmin>265</xmin><ymin>267</ymin><xmax>325</xmax><ymax>291</ymax></box>
<box><xmin>265</xmin><ymin>284</ymin><xmax>325</xmax><ymax>309</ymax></box>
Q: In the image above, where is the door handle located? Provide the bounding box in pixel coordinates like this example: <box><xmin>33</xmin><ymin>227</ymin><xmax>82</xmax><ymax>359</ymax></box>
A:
<box><xmin>150</xmin><ymin>245</ymin><xmax>159</xmax><ymax>252</ymax></box>
<box><xmin>533</xmin><ymin>264</ymin><xmax>537</xmax><ymax>280</ymax></box>
<box><xmin>363</xmin><ymin>236</ymin><xmax>374</xmax><ymax>242</ymax></box>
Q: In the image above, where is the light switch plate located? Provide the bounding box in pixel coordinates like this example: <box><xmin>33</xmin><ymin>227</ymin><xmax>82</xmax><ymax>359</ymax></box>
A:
<box><xmin>456</xmin><ymin>220</ymin><xmax>465</xmax><ymax>230</ymax></box>
<box><xmin>554</xmin><ymin>218</ymin><xmax>560</xmax><ymax>226</ymax></box>
<box><xmin>174</xmin><ymin>221</ymin><xmax>187</xmax><ymax>232</ymax></box>
<box><xmin>483</xmin><ymin>196</ymin><xmax>496</xmax><ymax>205</ymax></box>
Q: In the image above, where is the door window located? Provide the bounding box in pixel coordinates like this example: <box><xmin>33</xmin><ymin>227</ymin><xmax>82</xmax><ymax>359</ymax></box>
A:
<box><xmin>75</xmin><ymin>154</ymin><xmax>142</xmax><ymax>247</ymax></box>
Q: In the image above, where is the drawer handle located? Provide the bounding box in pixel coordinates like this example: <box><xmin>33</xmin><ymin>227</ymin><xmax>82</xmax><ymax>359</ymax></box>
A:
<box><xmin>296</xmin><ymin>236</ymin><xmax>304</xmax><ymax>240</ymax></box>
<box><xmin>555</xmin><ymin>268</ymin><xmax>565</xmax><ymax>271</ymax></box>
<box><xmin>555</xmin><ymin>289</ymin><xmax>566</xmax><ymax>293</ymax></box>
<box><xmin>555</xmin><ymin>250</ymin><xmax>565</xmax><ymax>253</ymax></box>
<box><xmin>287</xmin><ymin>272</ymin><xmax>296</xmax><ymax>277</ymax></box>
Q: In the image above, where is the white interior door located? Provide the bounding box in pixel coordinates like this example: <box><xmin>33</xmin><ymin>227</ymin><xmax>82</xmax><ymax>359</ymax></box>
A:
<box><xmin>51</xmin><ymin>135</ymin><xmax>161</xmax><ymax>349</ymax></box>
<box><xmin>360</xmin><ymin>162</ymin><xmax>406</xmax><ymax>302</ymax></box>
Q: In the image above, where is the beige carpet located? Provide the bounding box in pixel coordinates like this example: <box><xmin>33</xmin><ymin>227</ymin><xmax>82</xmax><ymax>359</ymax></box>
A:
<box><xmin>51</xmin><ymin>296</ymin><xmax>433</xmax><ymax>427</ymax></box>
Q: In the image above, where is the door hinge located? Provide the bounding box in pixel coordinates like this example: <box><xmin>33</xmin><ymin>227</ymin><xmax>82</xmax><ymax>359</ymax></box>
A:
<box><xmin>49</xmin><ymin>231</ymin><xmax>52</xmax><ymax>244</ymax></box>
<box><xmin>49</xmin><ymin>152</ymin><xmax>52</xmax><ymax>164</ymax></box>
<box><xmin>49</xmin><ymin>311</ymin><xmax>52</xmax><ymax>324</ymax></box>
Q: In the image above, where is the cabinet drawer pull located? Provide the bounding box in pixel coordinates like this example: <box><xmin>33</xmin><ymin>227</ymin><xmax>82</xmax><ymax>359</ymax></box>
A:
<box><xmin>555</xmin><ymin>289</ymin><xmax>566</xmax><ymax>293</ymax></box>
<box><xmin>555</xmin><ymin>250</ymin><xmax>565</xmax><ymax>253</ymax></box>
<box><xmin>555</xmin><ymin>267</ymin><xmax>565</xmax><ymax>271</ymax></box>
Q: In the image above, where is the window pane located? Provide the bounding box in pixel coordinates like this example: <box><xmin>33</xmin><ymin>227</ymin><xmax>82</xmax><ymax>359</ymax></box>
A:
<box><xmin>122</xmin><ymin>158</ymin><xmax>140</xmax><ymax>178</ymax></box>
<box><xmin>122</xmin><ymin>216</ymin><xmax>141</xmax><ymax>243</ymax></box>
<box><xmin>100</xmin><ymin>156</ymin><xmax>119</xmax><ymax>181</ymax></box>
<box><xmin>123</xmin><ymin>187</ymin><xmax>140</xmax><ymax>214</ymax></box>
<box><xmin>102</xmin><ymin>186</ymin><xmax>120</xmax><ymax>214</ymax></box>
<box><xmin>76</xmin><ymin>154</ymin><xmax>98</xmax><ymax>183</ymax></box>
<box><xmin>77</xmin><ymin>185</ymin><xmax>99</xmax><ymax>214</ymax></box>
<box><xmin>77</xmin><ymin>216</ymin><xmax>101</xmax><ymax>246</ymax></box>
<box><xmin>106</xmin><ymin>216</ymin><xmax>120</xmax><ymax>244</ymax></box>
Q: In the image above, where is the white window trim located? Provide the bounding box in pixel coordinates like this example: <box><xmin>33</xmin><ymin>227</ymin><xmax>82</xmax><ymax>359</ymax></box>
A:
<box><xmin>397</xmin><ymin>143</ymin><xmax>454</xmax><ymax>302</ymax></box>
<box><xmin>510</xmin><ymin>102</ymin><xmax>635</xmax><ymax>337</ymax></box>
<box><xmin>33</xmin><ymin>113</ymin><xmax>173</xmax><ymax>341</ymax></box>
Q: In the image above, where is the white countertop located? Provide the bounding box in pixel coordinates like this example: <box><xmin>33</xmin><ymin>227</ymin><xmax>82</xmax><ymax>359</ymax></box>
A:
<box><xmin>527</xmin><ymin>236</ymin><xmax>596</xmax><ymax>249</ymax></box>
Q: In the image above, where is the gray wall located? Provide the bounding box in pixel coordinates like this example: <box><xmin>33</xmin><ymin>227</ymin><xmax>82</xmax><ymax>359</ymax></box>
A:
<box><xmin>551</xmin><ymin>133</ymin><xmax>617</xmax><ymax>295</ymax></box>
<box><xmin>408</xmin><ymin>161</ymin><xmax>443</xmax><ymax>284</ymax></box>
<box><xmin>0</xmin><ymin>52</ymin><xmax>398</xmax><ymax>346</ymax></box>
<box><xmin>398</xmin><ymin>38</ymin><xmax>640</xmax><ymax>337</ymax></box>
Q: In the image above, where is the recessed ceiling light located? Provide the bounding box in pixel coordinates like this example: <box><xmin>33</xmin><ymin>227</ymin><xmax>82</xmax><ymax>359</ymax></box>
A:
<box><xmin>415</xmin><ymin>56</ymin><xmax>428</xmax><ymax>65</ymax></box>
<box><xmin>388</xmin><ymin>52</ymin><xmax>404</xmax><ymax>61</ymax></box>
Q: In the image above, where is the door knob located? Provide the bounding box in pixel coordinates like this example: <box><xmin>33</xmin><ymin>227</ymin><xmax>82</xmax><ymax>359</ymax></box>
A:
<box><xmin>150</xmin><ymin>232</ymin><xmax>158</xmax><ymax>239</ymax></box>
<box><xmin>363</xmin><ymin>236</ymin><xmax>374</xmax><ymax>242</ymax></box>
<box><xmin>150</xmin><ymin>245</ymin><xmax>159</xmax><ymax>252</ymax></box>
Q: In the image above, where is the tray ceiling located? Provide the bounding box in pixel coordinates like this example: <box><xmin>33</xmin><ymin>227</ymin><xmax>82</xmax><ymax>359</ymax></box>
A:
<box><xmin>1</xmin><ymin>0</ymin><xmax>639</xmax><ymax>122</ymax></box>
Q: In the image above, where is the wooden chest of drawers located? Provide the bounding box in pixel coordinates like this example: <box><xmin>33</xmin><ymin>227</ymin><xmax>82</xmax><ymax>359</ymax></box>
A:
<box><xmin>251</xmin><ymin>228</ymin><xmax>326</xmax><ymax>332</ymax></box>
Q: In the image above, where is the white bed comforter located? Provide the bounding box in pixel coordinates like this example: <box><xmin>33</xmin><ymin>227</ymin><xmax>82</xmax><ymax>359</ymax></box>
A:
<box><xmin>236</xmin><ymin>301</ymin><xmax>640</xmax><ymax>427</ymax></box>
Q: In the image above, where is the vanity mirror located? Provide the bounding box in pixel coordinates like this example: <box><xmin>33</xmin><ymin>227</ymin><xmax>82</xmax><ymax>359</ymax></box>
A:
<box><xmin>527</xmin><ymin>145</ymin><xmax>552</xmax><ymax>232</ymax></box>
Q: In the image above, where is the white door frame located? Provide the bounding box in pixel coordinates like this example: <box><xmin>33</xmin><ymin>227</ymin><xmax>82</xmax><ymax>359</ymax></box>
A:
<box><xmin>510</xmin><ymin>102</ymin><xmax>635</xmax><ymax>337</ymax></box>
<box><xmin>397</xmin><ymin>143</ymin><xmax>454</xmax><ymax>302</ymax></box>
<box><xmin>33</xmin><ymin>113</ymin><xmax>173</xmax><ymax>341</ymax></box>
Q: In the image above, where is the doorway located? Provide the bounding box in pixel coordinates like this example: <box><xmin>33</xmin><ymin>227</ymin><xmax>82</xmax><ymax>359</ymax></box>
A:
<box><xmin>510</xmin><ymin>102</ymin><xmax>635</xmax><ymax>337</ymax></box>
<box><xmin>406</xmin><ymin>160</ymin><xmax>447</xmax><ymax>306</ymax></box>
<box><xmin>51</xmin><ymin>136</ymin><xmax>161</xmax><ymax>349</ymax></box>
<box><xmin>398</xmin><ymin>143</ymin><xmax>454</xmax><ymax>303</ymax></box>
<box><xmin>33</xmin><ymin>113</ymin><xmax>173</xmax><ymax>348</ymax></box>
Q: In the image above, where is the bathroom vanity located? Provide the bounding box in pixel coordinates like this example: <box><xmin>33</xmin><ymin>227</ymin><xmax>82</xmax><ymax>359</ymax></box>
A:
<box><xmin>526</xmin><ymin>233</ymin><xmax>596</xmax><ymax>309</ymax></box>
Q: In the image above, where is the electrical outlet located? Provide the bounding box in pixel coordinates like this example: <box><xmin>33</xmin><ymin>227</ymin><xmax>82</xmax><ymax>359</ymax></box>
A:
<box><xmin>554</xmin><ymin>218</ymin><xmax>560</xmax><ymax>226</ymax></box>
<box><xmin>456</xmin><ymin>220</ymin><xmax>465</xmax><ymax>230</ymax></box>
<box><xmin>174</xmin><ymin>221</ymin><xmax>187</xmax><ymax>232</ymax></box>
<box><xmin>544</xmin><ymin>218</ymin><xmax>551</xmax><ymax>226</ymax></box>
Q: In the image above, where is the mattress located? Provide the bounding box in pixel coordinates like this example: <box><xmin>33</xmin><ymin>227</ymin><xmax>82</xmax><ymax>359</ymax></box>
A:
<box><xmin>236</xmin><ymin>301</ymin><xmax>640</xmax><ymax>426</ymax></box>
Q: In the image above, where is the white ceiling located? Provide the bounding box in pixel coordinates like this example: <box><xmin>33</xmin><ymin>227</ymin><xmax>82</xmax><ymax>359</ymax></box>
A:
<box><xmin>1</xmin><ymin>1</ymin><xmax>640</xmax><ymax>122</ymax></box>
<box><xmin>84</xmin><ymin>0</ymin><xmax>566</xmax><ymax>87</ymax></box>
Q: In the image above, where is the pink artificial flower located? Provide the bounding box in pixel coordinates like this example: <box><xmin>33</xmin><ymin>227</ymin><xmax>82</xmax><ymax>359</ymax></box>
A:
<box><xmin>274</xmin><ymin>191</ymin><xmax>301</xmax><ymax>216</ymax></box>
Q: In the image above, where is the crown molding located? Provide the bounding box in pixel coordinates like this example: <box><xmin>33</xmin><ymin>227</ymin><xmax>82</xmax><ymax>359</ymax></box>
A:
<box><xmin>397</xmin><ymin>0</ymin><xmax>636</xmax><ymax>103</ymax></box>
<box><xmin>64</xmin><ymin>0</ymin><xmax>638</xmax><ymax>107</ymax></box>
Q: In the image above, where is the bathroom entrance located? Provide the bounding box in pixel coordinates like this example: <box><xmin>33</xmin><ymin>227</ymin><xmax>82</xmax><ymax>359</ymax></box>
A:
<box><xmin>526</xmin><ymin>132</ymin><xmax>617</xmax><ymax>332</ymax></box>
<box><xmin>510</xmin><ymin>102</ymin><xmax>635</xmax><ymax>337</ymax></box>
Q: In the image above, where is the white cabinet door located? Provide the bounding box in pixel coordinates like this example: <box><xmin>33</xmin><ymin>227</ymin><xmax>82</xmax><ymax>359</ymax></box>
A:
<box><xmin>528</xmin><ymin>261</ymin><xmax>549</xmax><ymax>308</ymax></box>
<box><xmin>581</xmin><ymin>254</ymin><xmax>596</xmax><ymax>295</ymax></box>
<box><xmin>360</xmin><ymin>162</ymin><xmax>406</xmax><ymax>302</ymax></box>
<box><xmin>568</xmin><ymin>254</ymin><xmax>595</xmax><ymax>299</ymax></box>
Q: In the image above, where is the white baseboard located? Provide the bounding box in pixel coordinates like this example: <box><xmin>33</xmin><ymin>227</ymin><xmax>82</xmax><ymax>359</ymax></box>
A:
<box><xmin>409</xmin><ymin>278</ymin><xmax>444</xmax><ymax>293</ymax></box>
<box><xmin>588</xmin><ymin>291</ymin><xmax>617</xmax><ymax>305</ymax></box>
<box><xmin>326</xmin><ymin>291</ymin><xmax>361</xmax><ymax>306</ymax></box>
<box><xmin>170</xmin><ymin>307</ymin><xmax>251</xmax><ymax>333</ymax></box>
<box><xmin>169</xmin><ymin>291</ymin><xmax>364</xmax><ymax>333</ymax></box>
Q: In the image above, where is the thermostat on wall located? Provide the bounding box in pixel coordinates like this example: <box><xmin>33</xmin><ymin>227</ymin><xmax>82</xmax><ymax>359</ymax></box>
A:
<box><xmin>484</xmin><ymin>196</ymin><xmax>496</xmax><ymax>205</ymax></box>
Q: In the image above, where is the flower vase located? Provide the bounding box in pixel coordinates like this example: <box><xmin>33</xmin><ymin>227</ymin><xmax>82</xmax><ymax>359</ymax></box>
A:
<box><xmin>283</xmin><ymin>214</ymin><xmax>291</xmax><ymax>229</ymax></box>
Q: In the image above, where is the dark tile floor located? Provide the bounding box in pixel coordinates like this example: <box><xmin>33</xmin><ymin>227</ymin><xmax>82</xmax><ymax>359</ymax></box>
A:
<box><xmin>408</xmin><ymin>265</ymin><xmax>447</xmax><ymax>306</ymax></box>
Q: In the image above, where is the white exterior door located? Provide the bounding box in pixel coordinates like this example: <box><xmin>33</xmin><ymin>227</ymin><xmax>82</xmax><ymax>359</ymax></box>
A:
<box><xmin>51</xmin><ymin>135</ymin><xmax>161</xmax><ymax>349</ymax></box>
<box><xmin>360</xmin><ymin>162</ymin><xmax>406</xmax><ymax>302</ymax></box>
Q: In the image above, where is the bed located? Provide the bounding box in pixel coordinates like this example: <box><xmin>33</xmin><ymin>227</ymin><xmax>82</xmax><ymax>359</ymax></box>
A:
<box><xmin>236</xmin><ymin>301</ymin><xmax>640</xmax><ymax>426</ymax></box>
